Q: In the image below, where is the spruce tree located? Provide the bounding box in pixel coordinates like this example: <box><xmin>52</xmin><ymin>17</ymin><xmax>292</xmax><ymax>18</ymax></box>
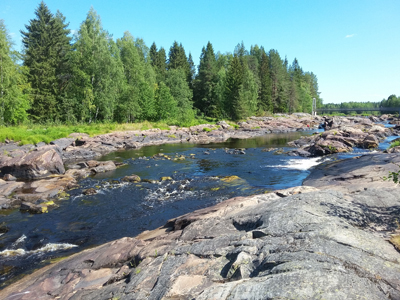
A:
<box><xmin>258</xmin><ymin>50</ymin><xmax>272</xmax><ymax>112</ymax></box>
<box><xmin>225</xmin><ymin>55</ymin><xmax>243</xmax><ymax>120</ymax></box>
<box><xmin>187</xmin><ymin>52</ymin><xmax>196</xmax><ymax>89</ymax></box>
<box><xmin>193</xmin><ymin>42</ymin><xmax>219</xmax><ymax>117</ymax></box>
<box><xmin>168</xmin><ymin>41</ymin><xmax>190</xmax><ymax>85</ymax></box>
<box><xmin>149</xmin><ymin>42</ymin><xmax>167</xmax><ymax>83</ymax></box>
<box><xmin>269</xmin><ymin>49</ymin><xmax>289</xmax><ymax>113</ymax></box>
<box><xmin>21</xmin><ymin>2</ymin><xmax>72</xmax><ymax>122</ymax></box>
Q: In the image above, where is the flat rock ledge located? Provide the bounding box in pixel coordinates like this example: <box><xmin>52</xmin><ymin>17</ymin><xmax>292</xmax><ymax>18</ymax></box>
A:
<box><xmin>2</xmin><ymin>156</ymin><xmax>400</xmax><ymax>299</ymax></box>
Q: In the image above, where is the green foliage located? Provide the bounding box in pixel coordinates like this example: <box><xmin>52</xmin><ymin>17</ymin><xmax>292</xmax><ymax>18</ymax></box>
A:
<box><xmin>0</xmin><ymin>20</ymin><xmax>31</xmax><ymax>125</ymax></box>
<box><xmin>155</xmin><ymin>82</ymin><xmax>177</xmax><ymax>120</ymax></box>
<box><xmin>165</xmin><ymin>68</ymin><xmax>195</xmax><ymax>125</ymax></box>
<box><xmin>4</xmin><ymin>4</ymin><xmax>324</xmax><ymax>127</ymax></box>
<box><xmin>72</xmin><ymin>7</ymin><xmax>124</xmax><ymax>122</ymax></box>
<box><xmin>383</xmin><ymin>167</ymin><xmax>400</xmax><ymax>184</ymax></box>
<box><xmin>21</xmin><ymin>2</ymin><xmax>72</xmax><ymax>122</ymax></box>
<box><xmin>389</xmin><ymin>140</ymin><xmax>400</xmax><ymax>149</ymax></box>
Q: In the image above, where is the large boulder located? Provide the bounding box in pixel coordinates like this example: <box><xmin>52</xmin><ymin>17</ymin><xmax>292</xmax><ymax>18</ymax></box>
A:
<box><xmin>306</xmin><ymin>139</ymin><xmax>353</xmax><ymax>156</ymax></box>
<box><xmin>0</xmin><ymin>146</ymin><xmax>65</xmax><ymax>180</ymax></box>
<box><xmin>361</xmin><ymin>134</ymin><xmax>379</xmax><ymax>149</ymax></box>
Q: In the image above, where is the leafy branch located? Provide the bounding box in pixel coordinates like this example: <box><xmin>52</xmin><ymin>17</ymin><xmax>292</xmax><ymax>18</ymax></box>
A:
<box><xmin>383</xmin><ymin>165</ymin><xmax>400</xmax><ymax>184</ymax></box>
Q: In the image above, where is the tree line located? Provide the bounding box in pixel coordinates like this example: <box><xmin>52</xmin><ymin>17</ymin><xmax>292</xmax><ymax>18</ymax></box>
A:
<box><xmin>322</xmin><ymin>94</ymin><xmax>400</xmax><ymax>113</ymax></box>
<box><xmin>0</xmin><ymin>2</ymin><xmax>323</xmax><ymax>126</ymax></box>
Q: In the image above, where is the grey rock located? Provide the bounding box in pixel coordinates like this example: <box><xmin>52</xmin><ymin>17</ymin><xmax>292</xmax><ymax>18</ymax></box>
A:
<box><xmin>2</xmin><ymin>181</ymin><xmax>400</xmax><ymax>299</ymax></box>
<box><xmin>0</xmin><ymin>146</ymin><xmax>65</xmax><ymax>179</ymax></box>
<box><xmin>50</xmin><ymin>137</ymin><xmax>75</xmax><ymax>150</ymax></box>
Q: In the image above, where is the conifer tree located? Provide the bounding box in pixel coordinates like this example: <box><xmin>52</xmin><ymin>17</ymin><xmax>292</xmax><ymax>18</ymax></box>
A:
<box><xmin>168</xmin><ymin>41</ymin><xmax>190</xmax><ymax>85</ymax></box>
<box><xmin>150</xmin><ymin>42</ymin><xmax>167</xmax><ymax>83</ymax></box>
<box><xmin>269</xmin><ymin>49</ymin><xmax>288</xmax><ymax>112</ymax></box>
<box><xmin>225</xmin><ymin>55</ymin><xmax>243</xmax><ymax>120</ymax></box>
<box><xmin>258</xmin><ymin>50</ymin><xmax>272</xmax><ymax>112</ymax></box>
<box><xmin>21</xmin><ymin>1</ymin><xmax>72</xmax><ymax>122</ymax></box>
<box><xmin>193</xmin><ymin>42</ymin><xmax>219</xmax><ymax>116</ymax></box>
<box><xmin>187</xmin><ymin>52</ymin><xmax>196</xmax><ymax>89</ymax></box>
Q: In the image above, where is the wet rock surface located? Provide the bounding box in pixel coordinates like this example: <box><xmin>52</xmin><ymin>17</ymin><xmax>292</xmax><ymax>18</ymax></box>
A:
<box><xmin>288</xmin><ymin>115</ymin><xmax>400</xmax><ymax>157</ymax></box>
<box><xmin>1</xmin><ymin>153</ymin><xmax>400</xmax><ymax>299</ymax></box>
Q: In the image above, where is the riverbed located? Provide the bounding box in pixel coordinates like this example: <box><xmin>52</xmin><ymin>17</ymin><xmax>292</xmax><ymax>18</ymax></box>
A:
<box><xmin>0</xmin><ymin>128</ymin><xmax>391</xmax><ymax>288</ymax></box>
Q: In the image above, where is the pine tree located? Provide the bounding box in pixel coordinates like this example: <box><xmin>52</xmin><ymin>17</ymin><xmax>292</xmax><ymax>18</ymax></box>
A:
<box><xmin>0</xmin><ymin>20</ymin><xmax>30</xmax><ymax>124</ymax></box>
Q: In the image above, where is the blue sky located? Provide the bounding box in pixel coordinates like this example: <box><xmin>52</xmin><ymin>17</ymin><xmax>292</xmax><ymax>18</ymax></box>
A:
<box><xmin>1</xmin><ymin>0</ymin><xmax>399</xmax><ymax>104</ymax></box>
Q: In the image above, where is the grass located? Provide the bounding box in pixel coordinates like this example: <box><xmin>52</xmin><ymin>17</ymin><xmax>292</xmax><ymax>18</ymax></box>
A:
<box><xmin>389</xmin><ymin>140</ymin><xmax>400</xmax><ymax>149</ymax></box>
<box><xmin>0</xmin><ymin>118</ymin><xmax>218</xmax><ymax>145</ymax></box>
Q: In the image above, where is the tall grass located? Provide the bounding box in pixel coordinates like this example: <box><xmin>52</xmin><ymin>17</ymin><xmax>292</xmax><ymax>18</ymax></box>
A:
<box><xmin>0</xmin><ymin>118</ymin><xmax>218</xmax><ymax>145</ymax></box>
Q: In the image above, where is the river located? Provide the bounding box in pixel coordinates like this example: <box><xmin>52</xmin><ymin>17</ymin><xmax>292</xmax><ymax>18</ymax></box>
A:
<box><xmin>0</xmin><ymin>128</ymin><xmax>393</xmax><ymax>288</ymax></box>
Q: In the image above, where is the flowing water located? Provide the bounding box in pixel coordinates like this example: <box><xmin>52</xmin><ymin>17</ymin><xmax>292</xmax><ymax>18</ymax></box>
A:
<box><xmin>0</xmin><ymin>128</ymin><xmax>395</xmax><ymax>288</ymax></box>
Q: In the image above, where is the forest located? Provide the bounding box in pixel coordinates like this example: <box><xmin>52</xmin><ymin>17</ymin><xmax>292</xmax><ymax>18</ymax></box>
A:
<box><xmin>322</xmin><ymin>94</ymin><xmax>400</xmax><ymax>114</ymax></box>
<box><xmin>0</xmin><ymin>2</ymin><xmax>323</xmax><ymax>126</ymax></box>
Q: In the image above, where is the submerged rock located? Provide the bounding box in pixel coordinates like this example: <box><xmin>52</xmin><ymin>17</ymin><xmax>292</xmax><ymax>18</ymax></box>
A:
<box><xmin>121</xmin><ymin>175</ymin><xmax>141</xmax><ymax>182</ymax></box>
<box><xmin>82</xmin><ymin>188</ymin><xmax>97</xmax><ymax>195</ymax></box>
<box><xmin>20</xmin><ymin>202</ymin><xmax>48</xmax><ymax>214</ymax></box>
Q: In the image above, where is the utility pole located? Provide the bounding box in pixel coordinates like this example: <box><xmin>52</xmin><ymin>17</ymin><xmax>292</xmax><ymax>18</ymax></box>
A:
<box><xmin>312</xmin><ymin>98</ymin><xmax>316</xmax><ymax>116</ymax></box>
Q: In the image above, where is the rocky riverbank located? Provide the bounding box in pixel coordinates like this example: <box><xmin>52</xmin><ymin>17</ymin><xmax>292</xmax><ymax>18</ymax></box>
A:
<box><xmin>288</xmin><ymin>115</ymin><xmax>400</xmax><ymax>157</ymax></box>
<box><xmin>0</xmin><ymin>114</ymin><xmax>320</xmax><ymax>212</ymax></box>
<box><xmin>2</xmin><ymin>113</ymin><xmax>398</xmax><ymax>213</ymax></box>
<box><xmin>1</xmin><ymin>150</ymin><xmax>400</xmax><ymax>299</ymax></box>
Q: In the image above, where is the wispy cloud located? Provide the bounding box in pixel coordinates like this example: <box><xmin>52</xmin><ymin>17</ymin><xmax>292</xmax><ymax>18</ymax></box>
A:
<box><xmin>345</xmin><ymin>34</ymin><xmax>355</xmax><ymax>38</ymax></box>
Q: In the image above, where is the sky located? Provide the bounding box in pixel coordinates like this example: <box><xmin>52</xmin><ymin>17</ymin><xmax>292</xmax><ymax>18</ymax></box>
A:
<box><xmin>1</xmin><ymin>0</ymin><xmax>399</xmax><ymax>104</ymax></box>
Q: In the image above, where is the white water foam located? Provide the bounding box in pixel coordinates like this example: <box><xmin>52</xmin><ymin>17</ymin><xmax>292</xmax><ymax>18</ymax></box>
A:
<box><xmin>12</xmin><ymin>234</ymin><xmax>27</xmax><ymax>247</ymax></box>
<box><xmin>0</xmin><ymin>243</ymin><xmax>78</xmax><ymax>257</ymax></box>
<box><xmin>265</xmin><ymin>157</ymin><xmax>327</xmax><ymax>171</ymax></box>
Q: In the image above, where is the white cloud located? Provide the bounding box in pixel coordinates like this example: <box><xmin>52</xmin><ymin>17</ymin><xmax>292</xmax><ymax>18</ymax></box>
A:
<box><xmin>345</xmin><ymin>34</ymin><xmax>355</xmax><ymax>38</ymax></box>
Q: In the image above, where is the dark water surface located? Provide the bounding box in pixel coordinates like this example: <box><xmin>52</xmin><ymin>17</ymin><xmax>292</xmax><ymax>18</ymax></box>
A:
<box><xmin>0</xmin><ymin>129</ymin><xmax>391</xmax><ymax>288</ymax></box>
